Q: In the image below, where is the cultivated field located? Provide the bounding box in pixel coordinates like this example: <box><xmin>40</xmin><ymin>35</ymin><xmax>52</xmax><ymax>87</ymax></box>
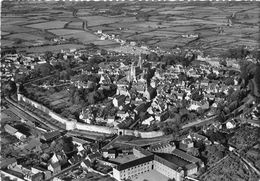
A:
<box><xmin>1</xmin><ymin>1</ymin><xmax>259</xmax><ymax>55</ymax></box>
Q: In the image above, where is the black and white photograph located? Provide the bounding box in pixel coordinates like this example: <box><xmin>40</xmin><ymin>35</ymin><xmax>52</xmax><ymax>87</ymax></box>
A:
<box><xmin>1</xmin><ymin>0</ymin><xmax>260</xmax><ymax>181</ymax></box>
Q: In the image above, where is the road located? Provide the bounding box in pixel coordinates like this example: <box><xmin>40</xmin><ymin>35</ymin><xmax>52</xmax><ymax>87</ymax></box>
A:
<box><xmin>182</xmin><ymin>115</ymin><xmax>218</xmax><ymax>129</ymax></box>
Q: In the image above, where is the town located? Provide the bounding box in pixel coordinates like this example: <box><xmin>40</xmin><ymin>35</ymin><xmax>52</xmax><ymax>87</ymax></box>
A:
<box><xmin>1</xmin><ymin>1</ymin><xmax>260</xmax><ymax>181</ymax></box>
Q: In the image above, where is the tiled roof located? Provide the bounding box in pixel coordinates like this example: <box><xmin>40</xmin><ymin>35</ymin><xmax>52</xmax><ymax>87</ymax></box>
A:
<box><xmin>155</xmin><ymin>153</ymin><xmax>190</xmax><ymax>168</ymax></box>
<box><xmin>41</xmin><ymin>131</ymin><xmax>60</xmax><ymax>141</ymax></box>
<box><xmin>4</xmin><ymin>124</ymin><xmax>17</xmax><ymax>134</ymax></box>
<box><xmin>172</xmin><ymin>149</ymin><xmax>201</xmax><ymax>164</ymax></box>
<box><xmin>88</xmin><ymin>152</ymin><xmax>102</xmax><ymax>160</ymax></box>
<box><xmin>116</xmin><ymin>155</ymin><xmax>154</xmax><ymax>171</ymax></box>
<box><xmin>185</xmin><ymin>163</ymin><xmax>197</xmax><ymax>170</ymax></box>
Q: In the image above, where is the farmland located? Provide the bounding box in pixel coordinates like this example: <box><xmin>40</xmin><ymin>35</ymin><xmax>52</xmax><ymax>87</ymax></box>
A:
<box><xmin>1</xmin><ymin>1</ymin><xmax>259</xmax><ymax>55</ymax></box>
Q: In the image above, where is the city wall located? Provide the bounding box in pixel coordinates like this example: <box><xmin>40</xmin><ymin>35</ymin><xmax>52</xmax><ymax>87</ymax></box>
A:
<box><xmin>18</xmin><ymin>94</ymin><xmax>164</xmax><ymax>138</ymax></box>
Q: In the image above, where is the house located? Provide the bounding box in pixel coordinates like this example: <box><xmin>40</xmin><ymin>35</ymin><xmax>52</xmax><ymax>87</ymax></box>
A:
<box><xmin>86</xmin><ymin>152</ymin><xmax>102</xmax><ymax>162</ymax></box>
<box><xmin>31</xmin><ymin>166</ymin><xmax>51</xmax><ymax>180</ymax></box>
<box><xmin>50</xmin><ymin>153</ymin><xmax>59</xmax><ymax>164</ymax></box>
<box><xmin>68</xmin><ymin>155</ymin><xmax>81</xmax><ymax>165</ymax></box>
<box><xmin>107</xmin><ymin>115</ymin><xmax>116</xmax><ymax>124</ymax></box>
<box><xmin>41</xmin><ymin>131</ymin><xmax>60</xmax><ymax>142</ymax></box>
<box><xmin>226</xmin><ymin>119</ymin><xmax>237</xmax><ymax>129</ymax></box>
<box><xmin>102</xmin><ymin>149</ymin><xmax>118</xmax><ymax>159</ymax></box>
<box><xmin>14</xmin><ymin>131</ymin><xmax>26</xmax><ymax>141</ymax></box>
<box><xmin>143</xmin><ymin>86</ymin><xmax>157</xmax><ymax>100</ymax></box>
<box><xmin>142</xmin><ymin>116</ymin><xmax>154</xmax><ymax>125</ymax></box>
<box><xmin>155</xmin><ymin>111</ymin><xmax>169</xmax><ymax>122</ymax></box>
<box><xmin>200</xmin><ymin>80</ymin><xmax>209</xmax><ymax>87</ymax></box>
<box><xmin>72</xmin><ymin>137</ymin><xmax>87</xmax><ymax>152</ymax></box>
<box><xmin>81</xmin><ymin>159</ymin><xmax>91</xmax><ymax>169</ymax></box>
<box><xmin>48</xmin><ymin>162</ymin><xmax>61</xmax><ymax>175</ymax></box>
<box><xmin>176</xmin><ymin>92</ymin><xmax>184</xmax><ymax>100</ymax></box>
<box><xmin>25</xmin><ymin>172</ymin><xmax>44</xmax><ymax>181</ymax></box>
<box><xmin>4</xmin><ymin>124</ymin><xmax>17</xmax><ymax>135</ymax></box>
<box><xmin>0</xmin><ymin>158</ymin><xmax>17</xmax><ymax>169</ymax></box>
<box><xmin>179</xmin><ymin>138</ymin><xmax>194</xmax><ymax>152</ymax></box>
<box><xmin>113</xmin><ymin>95</ymin><xmax>126</xmax><ymax>108</ymax></box>
<box><xmin>99</xmin><ymin>74</ymin><xmax>112</xmax><ymax>84</ymax></box>
<box><xmin>117</xmin><ymin>110</ymin><xmax>129</xmax><ymax>120</ymax></box>
<box><xmin>134</xmin><ymin>102</ymin><xmax>150</xmax><ymax>115</ymax></box>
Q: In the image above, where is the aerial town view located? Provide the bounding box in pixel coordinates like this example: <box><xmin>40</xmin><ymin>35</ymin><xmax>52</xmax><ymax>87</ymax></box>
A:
<box><xmin>0</xmin><ymin>1</ymin><xmax>260</xmax><ymax>181</ymax></box>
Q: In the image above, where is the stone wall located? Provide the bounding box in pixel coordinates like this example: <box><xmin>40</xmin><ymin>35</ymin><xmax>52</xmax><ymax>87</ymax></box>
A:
<box><xmin>18</xmin><ymin>94</ymin><xmax>164</xmax><ymax>138</ymax></box>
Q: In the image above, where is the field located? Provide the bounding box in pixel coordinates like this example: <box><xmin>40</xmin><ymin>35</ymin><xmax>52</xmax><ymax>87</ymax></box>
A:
<box><xmin>1</xmin><ymin>1</ymin><xmax>259</xmax><ymax>54</ymax></box>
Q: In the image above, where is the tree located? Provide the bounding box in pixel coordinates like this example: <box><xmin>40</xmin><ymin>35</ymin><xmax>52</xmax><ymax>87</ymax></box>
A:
<box><xmin>202</xmin><ymin>144</ymin><xmax>226</xmax><ymax>167</ymax></box>
<box><xmin>254</xmin><ymin>64</ymin><xmax>260</xmax><ymax>93</ymax></box>
<box><xmin>147</xmin><ymin>52</ymin><xmax>160</xmax><ymax>62</ymax></box>
<box><xmin>191</xmin><ymin>89</ymin><xmax>204</xmax><ymax>101</ymax></box>
<box><xmin>3</xmin><ymin>81</ymin><xmax>17</xmax><ymax>96</ymax></box>
<box><xmin>220</xmin><ymin>59</ymin><xmax>227</xmax><ymax>67</ymax></box>
<box><xmin>36</xmin><ymin>63</ymin><xmax>53</xmax><ymax>76</ymax></box>
<box><xmin>44</xmin><ymin>51</ymin><xmax>53</xmax><ymax>61</ymax></box>
<box><xmin>100</xmin><ymin>49</ymin><xmax>108</xmax><ymax>56</ymax></box>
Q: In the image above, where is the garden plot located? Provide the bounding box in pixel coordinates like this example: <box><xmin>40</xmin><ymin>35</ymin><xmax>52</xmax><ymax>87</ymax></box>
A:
<box><xmin>26</xmin><ymin>20</ymin><xmax>68</xmax><ymax>29</ymax></box>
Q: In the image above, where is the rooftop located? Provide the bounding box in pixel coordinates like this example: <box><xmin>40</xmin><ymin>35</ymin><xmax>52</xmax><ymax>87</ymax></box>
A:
<box><xmin>41</xmin><ymin>131</ymin><xmax>60</xmax><ymax>141</ymax></box>
<box><xmin>172</xmin><ymin>149</ymin><xmax>201</xmax><ymax>164</ymax></box>
<box><xmin>154</xmin><ymin>153</ymin><xmax>190</xmax><ymax>168</ymax></box>
<box><xmin>116</xmin><ymin>155</ymin><xmax>154</xmax><ymax>171</ymax></box>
